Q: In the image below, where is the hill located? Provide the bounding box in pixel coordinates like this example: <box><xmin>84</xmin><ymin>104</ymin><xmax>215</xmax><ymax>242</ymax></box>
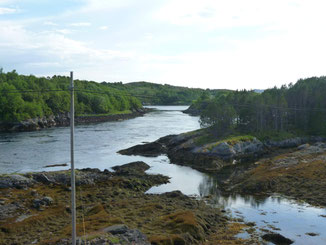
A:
<box><xmin>102</xmin><ymin>81</ymin><xmax>231</xmax><ymax>105</ymax></box>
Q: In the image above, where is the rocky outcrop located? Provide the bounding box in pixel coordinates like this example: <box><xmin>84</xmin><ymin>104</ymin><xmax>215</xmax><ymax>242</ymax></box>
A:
<box><xmin>0</xmin><ymin>162</ymin><xmax>236</xmax><ymax>245</ymax></box>
<box><xmin>119</xmin><ymin>131</ymin><xmax>326</xmax><ymax>173</ymax></box>
<box><xmin>0</xmin><ymin>108</ymin><xmax>150</xmax><ymax>133</ymax></box>
<box><xmin>228</xmin><ymin>142</ymin><xmax>326</xmax><ymax>206</ymax></box>
<box><xmin>0</xmin><ymin>174</ymin><xmax>35</xmax><ymax>189</ymax></box>
<box><xmin>58</xmin><ymin>224</ymin><xmax>150</xmax><ymax>245</ymax></box>
<box><xmin>0</xmin><ymin>162</ymin><xmax>168</xmax><ymax>190</ymax></box>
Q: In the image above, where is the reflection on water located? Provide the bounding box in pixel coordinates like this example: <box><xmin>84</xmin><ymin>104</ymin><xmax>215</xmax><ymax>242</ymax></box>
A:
<box><xmin>194</xmin><ymin>174</ymin><xmax>326</xmax><ymax>245</ymax></box>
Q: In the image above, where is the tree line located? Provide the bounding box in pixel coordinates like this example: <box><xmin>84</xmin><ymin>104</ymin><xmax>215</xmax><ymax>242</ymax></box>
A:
<box><xmin>103</xmin><ymin>81</ymin><xmax>230</xmax><ymax>105</ymax></box>
<box><xmin>198</xmin><ymin>76</ymin><xmax>326</xmax><ymax>136</ymax></box>
<box><xmin>0</xmin><ymin>70</ymin><xmax>142</xmax><ymax>122</ymax></box>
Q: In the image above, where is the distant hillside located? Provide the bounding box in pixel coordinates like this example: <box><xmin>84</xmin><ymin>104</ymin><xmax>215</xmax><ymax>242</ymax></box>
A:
<box><xmin>254</xmin><ymin>89</ymin><xmax>264</xmax><ymax>93</ymax></box>
<box><xmin>102</xmin><ymin>81</ymin><xmax>231</xmax><ymax>105</ymax></box>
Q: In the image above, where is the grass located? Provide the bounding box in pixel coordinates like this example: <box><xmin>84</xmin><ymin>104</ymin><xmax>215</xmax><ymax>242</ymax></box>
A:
<box><xmin>193</xmin><ymin>127</ymin><xmax>308</xmax><ymax>147</ymax></box>
<box><xmin>76</xmin><ymin>110</ymin><xmax>132</xmax><ymax>117</ymax></box>
<box><xmin>252</xmin><ymin>130</ymin><xmax>302</xmax><ymax>141</ymax></box>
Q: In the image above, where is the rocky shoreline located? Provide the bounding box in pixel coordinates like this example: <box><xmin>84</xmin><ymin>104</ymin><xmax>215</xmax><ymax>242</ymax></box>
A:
<box><xmin>0</xmin><ymin>108</ymin><xmax>150</xmax><ymax>133</ymax></box>
<box><xmin>119</xmin><ymin>131</ymin><xmax>326</xmax><ymax>207</ymax></box>
<box><xmin>0</xmin><ymin>161</ymin><xmax>262</xmax><ymax>245</ymax></box>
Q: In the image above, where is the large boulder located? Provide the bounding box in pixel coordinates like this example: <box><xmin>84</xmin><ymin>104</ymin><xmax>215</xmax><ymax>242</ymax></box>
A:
<box><xmin>0</xmin><ymin>174</ymin><xmax>35</xmax><ymax>189</ymax></box>
<box><xmin>211</xmin><ymin>142</ymin><xmax>235</xmax><ymax>159</ymax></box>
<box><xmin>112</xmin><ymin>161</ymin><xmax>150</xmax><ymax>175</ymax></box>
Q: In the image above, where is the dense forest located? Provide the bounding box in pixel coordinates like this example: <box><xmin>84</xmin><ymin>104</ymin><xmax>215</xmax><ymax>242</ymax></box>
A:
<box><xmin>104</xmin><ymin>81</ymin><xmax>230</xmax><ymax>105</ymax></box>
<box><xmin>0</xmin><ymin>70</ymin><xmax>228</xmax><ymax>123</ymax></box>
<box><xmin>0</xmin><ymin>70</ymin><xmax>142</xmax><ymax>122</ymax></box>
<box><xmin>197</xmin><ymin>76</ymin><xmax>326</xmax><ymax>137</ymax></box>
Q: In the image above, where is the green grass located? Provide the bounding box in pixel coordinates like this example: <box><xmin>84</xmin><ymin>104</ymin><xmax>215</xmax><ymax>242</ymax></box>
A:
<box><xmin>252</xmin><ymin>130</ymin><xmax>304</xmax><ymax>141</ymax></box>
<box><xmin>77</xmin><ymin>110</ymin><xmax>132</xmax><ymax>117</ymax></box>
<box><xmin>193</xmin><ymin>128</ymin><xmax>306</xmax><ymax>147</ymax></box>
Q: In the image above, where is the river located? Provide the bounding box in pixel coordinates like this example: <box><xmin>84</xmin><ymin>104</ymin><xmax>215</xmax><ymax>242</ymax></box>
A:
<box><xmin>1</xmin><ymin>106</ymin><xmax>326</xmax><ymax>244</ymax></box>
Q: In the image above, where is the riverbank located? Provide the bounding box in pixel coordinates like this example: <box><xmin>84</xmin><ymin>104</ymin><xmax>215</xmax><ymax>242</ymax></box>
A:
<box><xmin>0</xmin><ymin>162</ymin><xmax>259</xmax><ymax>245</ymax></box>
<box><xmin>119</xmin><ymin>129</ymin><xmax>326</xmax><ymax>207</ymax></box>
<box><xmin>0</xmin><ymin>108</ymin><xmax>151</xmax><ymax>133</ymax></box>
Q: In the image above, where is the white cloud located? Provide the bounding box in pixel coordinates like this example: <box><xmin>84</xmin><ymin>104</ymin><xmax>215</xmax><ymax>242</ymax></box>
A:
<box><xmin>55</xmin><ymin>29</ymin><xmax>73</xmax><ymax>35</ymax></box>
<box><xmin>0</xmin><ymin>21</ymin><xmax>135</xmax><ymax>81</ymax></box>
<box><xmin>0</xmin><ymin>7</ymin><xmax>17</xmax><ymax>14</ymax></box>
<box><xmin>43</xmin><ymin>21</ymin><xmax>57</xmax><ymax>26</ymax></box>
<box><xmin>78</xmin><ymin>0</ymin><xmax>135</xmax><ymax>13</ymax></box>
<box><xmin>99</xmin><ymin>25</ymin><xmax>108</xmax><ymax>30</ymax></box>
<box><xmin>154</xmin><ymin>0</ymin><xmax>326</xmax><ymax>31</ymax></box>
<box><xmin>69</xmin><ymin>22</ymin><xmax>91</xmax><ymax>27</ymax></box>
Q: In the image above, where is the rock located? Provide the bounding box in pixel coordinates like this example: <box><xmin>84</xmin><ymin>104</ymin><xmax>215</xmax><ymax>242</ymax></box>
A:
<box><xmin>42</xmin><ymin>196</ymin><xmax>53</xmax><ymax>205</ymax></box>
<box><xmin>32</xmin><ymin>196</ymin><xmax>53</xmax><ymax>209</ymax></box>
<box><xmin>0</xmin><ymin>203</ymin><xmax>21</xmax><ymax>220</ymax></box>
<box><xmin>101</xmin><ymin>225</ymin><xmax>150</xmax><ymax>245</ymax></box>
<box><xmin>0</xmin><ymin>174</ymin><xmax>35</xmax><ymax>189</ymax></box>
<box><xmin>162</xmin><ymin>190</ymin><xmax>188</xmax><ymax>199</ymax></box>
<box><xmin>103</xmin><ymin>224</ymin><xmax>129</xmax><ymax>234</ymax></box>
<box><xmin>118</xmin><ymin>228</ymin><xmax>149</xmax><ymax>244</ymax></box>
<box><xmin>118</xmin><ymin>142</ymin><xmax>166</xmax><ymax>157</ymax></box>
<box><xmin>262</xmin><ymin>233</ymin><xmax>293</xmax><ymax>244</ymax></box>
<box><xmin>112</xmin><ymin>161</ymin><xmax>150</xmax><ymax>175</ymax></box>
<box><xmin>31</xmin><ymin>173</ymin><xmax>52</xmax><ymax>184</ymax></box>
<box><xmin>211</xmin><ymin>142</ymin><xmax>235</xmax><ymax>158</ymax></box>
<box><xmin>29</xmin><ymin>168</ymin><xmax>112</xmax><ymax>186</ymax></box>
<box><xmin>297</xmin><ymin>144</ymin><xmax>309</xmax><ymax>150</ymax></box>
<box><xmin>305</xmin><ymin>232</ymin><xmax>319</xmax><ymax>236</ymax></box>
<box><xmin>266</xmin><ymin>137</ymin><xmax>303</xmax><ymax>148</ymax></box>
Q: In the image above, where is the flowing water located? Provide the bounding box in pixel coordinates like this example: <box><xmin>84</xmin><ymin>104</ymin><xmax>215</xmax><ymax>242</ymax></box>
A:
<box><xmin>1</xmin><ymin>106</ymin><xmax>325</xmax><ymax>244</ymax></box>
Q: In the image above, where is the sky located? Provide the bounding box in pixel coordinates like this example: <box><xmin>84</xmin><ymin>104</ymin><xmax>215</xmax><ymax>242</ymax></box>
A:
<box><xmin>0</xmin><ymin>0</ymin><xmax>326</xmax><ymax>90</ymax></box>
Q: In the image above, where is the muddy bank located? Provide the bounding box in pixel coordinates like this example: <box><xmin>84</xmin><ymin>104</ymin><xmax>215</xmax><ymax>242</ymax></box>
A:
<box><xmin>0</xmin><ymin>108</ymin><xmax>150</xmax><ymax>133</ymax></box>
<box><xmin>0</xmin><ymin>161</ymin><xmax>254</xmax><ymax>245</ymax></box>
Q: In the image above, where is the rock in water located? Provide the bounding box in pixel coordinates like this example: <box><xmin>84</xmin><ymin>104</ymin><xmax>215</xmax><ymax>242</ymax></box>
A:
<box><xmin>262</xmin><ymin>233</ymin><xmax>293</xmax><ymax>245</ymax></box>
<box><xmin>112</xmin><ymin>161</ymin><xmax>150</xmax><ymax>175</ymax></box>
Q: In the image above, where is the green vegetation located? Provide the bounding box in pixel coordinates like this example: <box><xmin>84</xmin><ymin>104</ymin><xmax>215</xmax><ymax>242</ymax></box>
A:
<box><xmin>0</xmin><ymin>70</ymin><xmax>231</xmax><ymax>122</ymax></box>
<box><xmin>103</xmin><ymin>81</ymin><xmax>230</xmax><ymax>105</ymax></box>
<box><xmin>196</xmin><ymin>76</ymin><xmax>326</xmax><ymax>137</ymax></box>
<box><xmin>0</xmin><ymin>70</ymin><xmax>142</xmax><ymax>122</ymax></box>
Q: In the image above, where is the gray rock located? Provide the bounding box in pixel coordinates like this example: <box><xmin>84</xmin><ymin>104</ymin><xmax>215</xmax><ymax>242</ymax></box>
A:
<box><xmin>112</xmin><ymin>161</ymin><xmax>150</xmax><ymax>175</ymax></box>
<box><xmin>211</xmin><ymin>142</ymin><xmax>235</xmax><ymax>157</ymax></box>
<box><xmin>42</xmin><ymin>196</ymin><xmax>53</xmax><ymax>205</ymax></box>
<box><xmin>298</xmin><ymin>143</ymin><xmax>310</xmax><ymax>150</ymax></box>
<box><xmin>103</xmin><ymin>224</ymin><xmax>129</xmax><ymax>234</ymax></box>
<box><xmin>266</xmin><ymin>137</ymin><xmax>303</xmax><ymax>148</ymax></box>
<box><xmin>32</xmin><ymin>196</ymin><xmax>53</xmax><ymax>209</ymax></box>
<box><xmin>0</xmin><ymin>174</ymin><xmax>35</xmax><ymax>189</ymax></box>
<box><xmin>0</xmin><ymin>203</ymin><xmax>21</xmax><ymax>220</ymax></box>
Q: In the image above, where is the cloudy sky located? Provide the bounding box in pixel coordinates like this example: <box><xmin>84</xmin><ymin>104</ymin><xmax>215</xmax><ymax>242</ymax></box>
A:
<box><xmin>0</xmin><ymin>0</ymin><xmax>326</xmax><ymax>90</ymax></box>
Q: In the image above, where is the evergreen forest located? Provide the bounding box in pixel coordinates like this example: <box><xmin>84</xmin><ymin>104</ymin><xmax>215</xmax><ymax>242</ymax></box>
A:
<box><xmin>197</xmin><ymin>77</ymin><xmax>326</xmax><ymax>137</ymax></box>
